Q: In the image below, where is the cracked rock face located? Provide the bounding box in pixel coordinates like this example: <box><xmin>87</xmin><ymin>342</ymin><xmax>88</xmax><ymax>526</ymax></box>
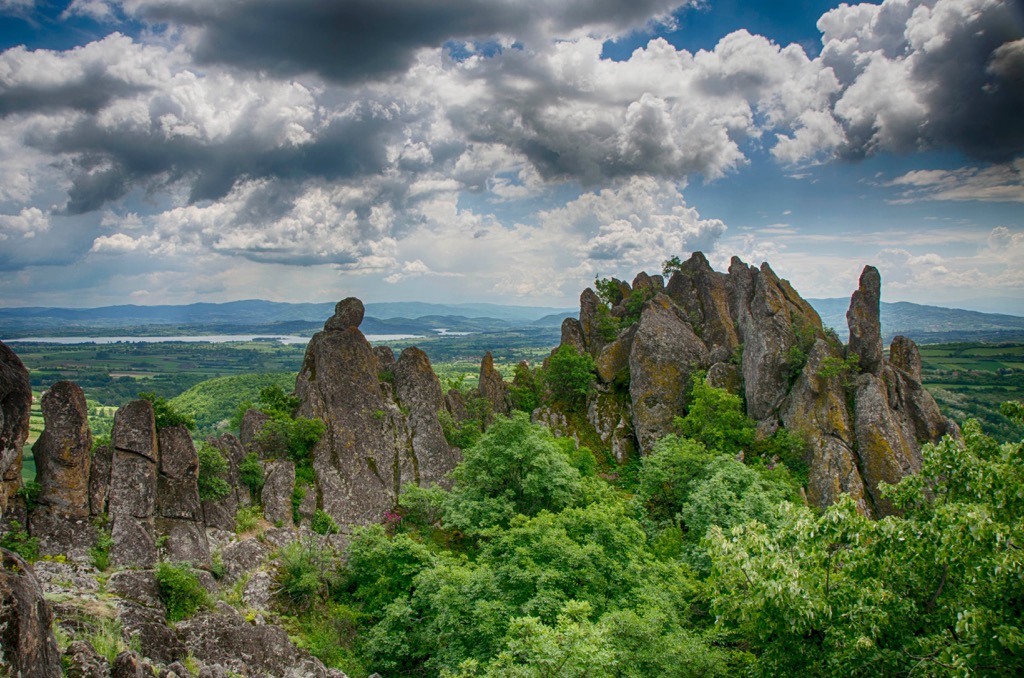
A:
<box><xmin>108</xmin><ymin>400</ymin><xmax>159</xmax><ymax>568</ymax></box>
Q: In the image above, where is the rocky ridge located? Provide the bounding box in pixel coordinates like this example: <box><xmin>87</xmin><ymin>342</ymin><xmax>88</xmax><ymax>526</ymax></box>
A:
<box><xmin>548</xmin><ymin>253</ymin><xmax>958</xmax><ymax>518</ymax></box>
<box><xmin>0</xmin><ymin>253</ymin><xmax>962</xmax><ymax>674</ymax></box>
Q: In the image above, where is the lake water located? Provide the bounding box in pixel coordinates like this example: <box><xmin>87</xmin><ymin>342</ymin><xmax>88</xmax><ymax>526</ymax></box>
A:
<box><xmin>2</xmin><ymin>333</ymin><xmax>425</xmax><ymax>345</ymax></box>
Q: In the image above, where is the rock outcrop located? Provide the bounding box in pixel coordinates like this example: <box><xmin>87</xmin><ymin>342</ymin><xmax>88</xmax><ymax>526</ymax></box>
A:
<box><xmin>156</xmin><ymin>426</ymin><xmax>211</xmax><ymax>568</ymax></box>
<box><xmin>393</xmin><ymin>347</ymin><xmax>458</xmax><ymax>488</ymax></box>
<box><xmin>202</xmin><ymin>433</ymin><xmax>250</xmax><ymax>532</ymax></box>
<box><xmin>107</xmin><ymin>400</ymin><xmax>159</xmax><ymax>568</ymax></box>
<box><xmin>0</xmin><ymin>547</ymin><xmax>63</xmax><ymax>677</ymax></box>
<box><xmin>296</xmin><ymin>298</ymin><xmax>460</xmax><ymax>526</ymax></box>
<box><xmin>477</xmin><ymin>351</ymin><xmax>512</xmax><ymax>421</ymax></box>
<box><xmin>552</xmin><ymin>253</ymin><xmax>956</xmax><ymax>517</ymax></box>
<box><xmin>28</xmin><ymin>381</ymin><xmax>95</xmax><ymax>560</ymax></box>
<box><xmin>847</xmin><ymin>266</ymin><xmax>884</xmax><ymax>374</ymax></box>
<box><xmin>0</xmin><ymin>341</ymin><xmax>31</xmax><ymax>515</ymax></box>
<box><xmin>629</xmin><ymin>293</ymin><xmax>710</xmax><ymax>452</ymax></box>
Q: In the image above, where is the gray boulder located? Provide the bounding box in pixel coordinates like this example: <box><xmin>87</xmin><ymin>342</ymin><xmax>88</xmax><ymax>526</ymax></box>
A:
<box><xmin>324</xmin><ymin>297</ymin><xmax>364</xmax><ymax>332</ymax></box>
<box><xmin>262</xmin><ymin>460</ymin><xmax>295</xmax><ymax>527</ymax></box>
<box><xmin>32</xmin><ymin>380</ymin><xmax>92</xmax><ymax>515</ymax></box>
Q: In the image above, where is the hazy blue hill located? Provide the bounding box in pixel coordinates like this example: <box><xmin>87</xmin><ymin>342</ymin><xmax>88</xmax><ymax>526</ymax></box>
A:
<box><xmin>7</xmin><ymin>297</ymin><xmax>1018</xmax><ymax>344</ymax></box>
<box><xmin>362</xmin><ymin>301</ymin><xmax>574</xmax><ymax>322</ymax></box>
<box><xmin>809</xmin><ymin>298</ymin><xmax>1024</xmax><ymax>343</ymax></box>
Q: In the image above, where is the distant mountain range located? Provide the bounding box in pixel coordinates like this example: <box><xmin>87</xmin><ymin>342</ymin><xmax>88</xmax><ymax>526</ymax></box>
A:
<box><xmin>808</xmin><ymin>299</ymin><xmax>1024</xmax><ymax>343</ymax></box>
<box><xmin>0</xmin><ymin>300</ymin><xmax>575</xmax><ymax>338</ymax></box>
<box><xmin>1</xmin><ymin>298</ymin><xmax>1022</xmax><ymax>344</ymax></box>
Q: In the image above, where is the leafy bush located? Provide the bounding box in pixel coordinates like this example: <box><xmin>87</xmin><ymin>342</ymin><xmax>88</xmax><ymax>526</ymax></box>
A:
<box><xmin>0</xmin><ymin>520</ymin><xmax>39</xmax><ymax>562</ymax></box>
<box><xmin>239</xmin><ymin>453</ymin><xmax>265</xmax><ymax>498</ymax></box>
<box><xmin>255</xmin><ymin>416</ymin><xmax>325</xmax><ymax>469</ymax></box>
<box><xmin>197</xmin><ymin>443</ymin><xmax>231</xmax><ymax>502</ymax></box>
<box><xmin>543</xmin><ymin>345</ymin><xmax>595</xmax><ymax>411</ymax></box>
<box><xmin>438</xmin><ymin>409</ymin><xmax>483</xmax><ymax>449</ymax></box>
<box><xmin>139</xmin><ymin>391</ymin><xmax>196</xmax><ymax>431</ymax></box>
<box><xmin>90</xmin><ymin>517</ymin><xmax>113</xmax><ymax>571</ymax></box>
<box><xmin>311</xmin><ymin>509</ymin><xmax>339</xmax><ymax>535</ymax></box>
<box><xmin>235</xmin><ymin>505</ymin><xmax>263</xmax><ymax>533</ymax></box>
<box><xmin>16</xmin><ymin>480</ymin><xmax>41</xmax><ymax>511</ymax></box>
<box><xmin>275</xmin><ymin>540</ymin><xmax>338</xmax><ymax>612</ymax></box>
<box><xmin>155</xmin><ymin>561</ymin><xmax>209</xmax><ymax>622</ymax></box>
<box><xmin>509</xmin><ymin>362</ymin><xmax>541</xmax><ymax>414</ymax></box>
<box><xmin>675</xmin><ymin>375</ymin><xmax>754</xmax><ymax>457</ymax></box>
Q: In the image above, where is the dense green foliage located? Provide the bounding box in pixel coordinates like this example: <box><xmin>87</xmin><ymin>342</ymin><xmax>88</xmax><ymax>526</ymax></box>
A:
<box><xmin>0</xmin><ymin>520</ymin><xmax>39</xmax><ymax>562</ymax></box>
<box><xmin>239</xmin><ymin>452</ymin><xmax>265</xmax><ymax>498</ymax></box>
<box><xmin>708</xmin><ymin>414</ymin><xmax>1024</xmax><ymax>676</ymax></box>
<box><xmin>294</xmin><ymin>380</ymin><xmax>1022</xmax><ymax>677</ymax></box>
<box><xmin>245</xmin><ymin>385</ymin><xmax>324</xmax><ymax>484</ymax></box>
<box><xmin>171</xmin><ymin>372</ymin><xmax>296</xmax><ymax>433</ymax></box>
<box><xmin>443</xmin><ymin>413</ymin><xmax>583</xmax><ymax>534</ymax></box>
<box><xmin>155</xmin><ymin>561</ymin><xmax>209</xmax><ymax>622</ymax></box>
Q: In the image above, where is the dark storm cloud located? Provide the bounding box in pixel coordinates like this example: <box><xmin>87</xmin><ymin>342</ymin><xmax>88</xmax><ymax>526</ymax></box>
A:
<box><xmin>821</xmin><ymin>0</ymin><xmax>1024</xmax><ymax>162</ymax></box>
<box><xmin>42</xmin><ymin>100</ymin><xmax>402</xmax><ymax>214</ymax></box>
<box><xmin>0</xmin><ymin>79</ymin><xmax>149</xmax><ymax>116</ymax></box>
<box><xmin>133</xmin><ymin>0</ymin><xmax>690</xmax><ymax>83</ymax></box>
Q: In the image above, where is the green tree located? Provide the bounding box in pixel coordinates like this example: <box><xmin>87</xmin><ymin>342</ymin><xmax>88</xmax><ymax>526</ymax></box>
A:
<box><xmin>543</xmin><ymin>345</ymin><xmax>595</xmax><ymax>411</ymax></box>
<box><xmin>675</xmin><ymin>376</ymin><xmax>754</xmax><ymax>456</ymax></box>
<box><xmin>708</xmin><ymin>417</ymin><xmax>1024</xmax><ymax>676</ymax></box>
<box><xmin>197</xmin><ymin>442</ymin><xmax>231</xmax><ymax>502</ymax></box>
<box><xmin>444</xmin><ymin>413</ymin><xmax>583</xmax><ymax>534</ymax></box>
<box><xmin>662</xmin><ymin>256</ymin><xmax>684</xmax><ymax>277</ymax></box>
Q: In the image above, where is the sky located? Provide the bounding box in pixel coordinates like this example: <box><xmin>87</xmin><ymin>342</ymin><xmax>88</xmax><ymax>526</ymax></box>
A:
<box><xmin>0</xmin><ymin>0</ymin><xmax>1022</xmax><ymax>314</ymax></box>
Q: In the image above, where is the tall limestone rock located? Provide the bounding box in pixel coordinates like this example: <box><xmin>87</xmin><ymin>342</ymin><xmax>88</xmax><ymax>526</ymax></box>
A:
<box><xmin>0</xmin><ymin>341</ymin><xmax>31</xmax><ymax>515</ymax></box>
<box><xmin>394</xmin><ymin>347</ymin><xmax>459</xmax><ymax>488</ymax></box>
<box><xmin>847</xmin><ymin>266</ymin><xmax>884</xmax><ymax>374</ymax></box>
<box><xmin>297</xmin><ymin>297</ymin><xmax>459</xmax><ymax>526</ymax></box>
<box><xmin>629</xmin><ymin>293</ymin><xmax>710</xmax><ymax>453</ymax></box>
<box><xmin>28</xmin><ymin>381</ymin><xmax>94</xmax><ymax>560</ymax></box>
<box><xmin>477</xmin><ymin>351</ymin><xmax>512</xmax><ymax>422</ymax></box>
<box><xmin>107</xmin><ymin>400</ymin><xmax>158</xmax><ymax>568</ymax></box>
<box><xmin>665</xmin><ymin>252</ymin><xmax>738</xmax><ymax>363</ymax></box>
<box><xmin>155</xmin><ymin>426</ymin><xmax>210</xmax><ymax>568</ymax></box>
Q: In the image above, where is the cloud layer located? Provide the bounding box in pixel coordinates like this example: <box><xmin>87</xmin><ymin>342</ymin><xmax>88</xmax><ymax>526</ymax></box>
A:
<box><xmin>0</xmin><ymin>0</ymin><xmax>1021</xmax><ymax>306</ymax></box>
